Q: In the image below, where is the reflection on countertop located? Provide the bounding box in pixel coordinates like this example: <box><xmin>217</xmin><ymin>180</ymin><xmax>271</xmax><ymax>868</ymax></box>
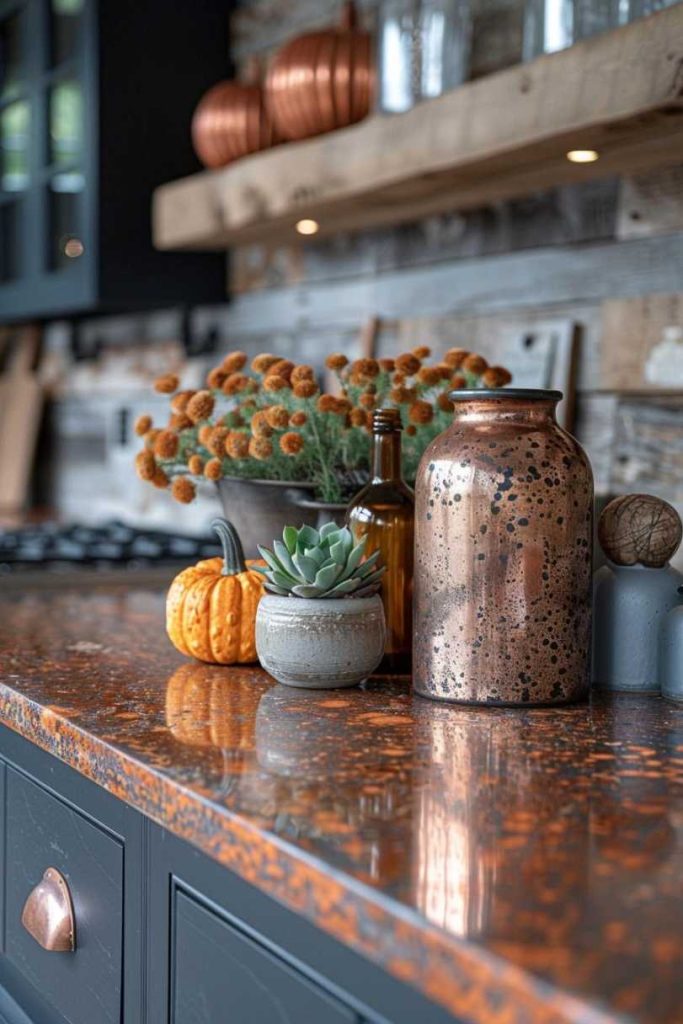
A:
<box><xmin>0</xmin><ymin>587</ymin><xmax>681</xmax><ymax>1024</ymax></box>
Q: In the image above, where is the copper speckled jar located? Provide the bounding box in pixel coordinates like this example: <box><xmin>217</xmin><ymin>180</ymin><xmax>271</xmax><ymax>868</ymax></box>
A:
<box><xmin>413</xmin><ymin>389</ymin><xmax>593</xmax><ymax>705</ymax></box>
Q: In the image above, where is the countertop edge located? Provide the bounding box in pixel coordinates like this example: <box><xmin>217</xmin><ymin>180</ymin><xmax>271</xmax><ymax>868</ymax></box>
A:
<box><xmin>0</xmin><ymin>681</ymin><xmax>618</xmax><ymax>1024</ymax></box>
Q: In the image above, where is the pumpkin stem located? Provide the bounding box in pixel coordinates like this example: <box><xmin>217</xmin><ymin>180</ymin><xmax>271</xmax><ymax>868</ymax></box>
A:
<box><xmin>211</xmin><ymin>518</ymin><xmax>247</xmax><ymax>575</ymax></box>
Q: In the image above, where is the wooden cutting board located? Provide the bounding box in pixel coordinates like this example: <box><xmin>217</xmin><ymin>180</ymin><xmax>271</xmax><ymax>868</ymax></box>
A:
<box><xmin>0</xmin><ymin>325</ymin><xmax>43</xmax><ymax>512</ymax></box>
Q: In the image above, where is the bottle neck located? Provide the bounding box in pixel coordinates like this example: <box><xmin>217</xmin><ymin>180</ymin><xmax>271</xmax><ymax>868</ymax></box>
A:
<box><xmin>372</xmin><ymin>431</ymin><xmax>402</xmax><ymax>482</ymax></box>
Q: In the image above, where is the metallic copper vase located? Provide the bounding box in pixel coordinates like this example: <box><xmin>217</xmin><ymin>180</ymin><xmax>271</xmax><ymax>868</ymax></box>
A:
<box><xmin>413</xmin><ymin>389</ymin><xmax>593</xmax><ymax>705</ymax></box>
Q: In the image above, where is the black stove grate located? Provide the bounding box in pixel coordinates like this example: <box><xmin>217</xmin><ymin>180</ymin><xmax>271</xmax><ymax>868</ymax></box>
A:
<box><xmin>0</xmin><ymin>522</ymin><xmax>223</xmax><ymax>573</ymax></box>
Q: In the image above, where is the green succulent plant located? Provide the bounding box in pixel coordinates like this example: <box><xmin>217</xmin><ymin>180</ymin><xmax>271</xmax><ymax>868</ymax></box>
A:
<box><xmin>256</xmin><ymin>523</ymin><xmax>385</xmax><ymax>599</ymax></box>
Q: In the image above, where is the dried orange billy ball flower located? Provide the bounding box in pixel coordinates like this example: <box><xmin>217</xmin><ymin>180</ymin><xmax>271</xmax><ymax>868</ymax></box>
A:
<box><xmin>417</xmin><ymin>366</ymin><xmax>443</xmax><ymax>387</ymax></box>
<box><xmin>279</xmin><ymin>431</ymin><xmax>304</xmax><ymax>455</ymax></box>
<box><xmin>290</xmin><ymin>410</ymin><xmax>307</xmax><ymax>427</ymax></box>
<box><xmin>265</xmin><ymin>405</ymin><xmax>290</xmax><ymax>429</ymax></box>
<box><xmin>462</xmin><ymin>353</ymin><xmax>488</xmax><ymax>375</ymax></box>
<box><xmin>263</xmin><ymin>374</ymin><xmax>288</xmax><ymax>393</ymax></box>
<box><xmin>198</xmin><ymin>424</ymin><xmax>213</xmax><ymax>447</ymax></box>
<box><xmin>450</xmin><ymin>374</ymin><xmax>466</xmax><ymax>390</ymax></box>
<box><xmin>251</xmin><ymin>353</ymin><xmax>280</xmax><ymax>374</ymax></box>
<box><xmin>222</xmin><ymin>351</ymin><xmax>247</xmax><ymax>373</ymax></box>
<box><xmin>251</xmin><ymin>411</ymin><xmax>273</xmax><ymax>438</ymax></box>
<box><xmin>222</xmin><ymin>372</ymin><xmax>251</xmax><ymax>395</ymax></box>
<box><xmin>248</xmin><ymin>436</ymin><xmax>273</xmax><ymax>460</ymax></box>
<box><xmin>406</xmin><ymin>424</ymin><xmax>417</xmax><ymax>436</ymax></box>
<box><xmin>170</xmin><ymin>390</ymin><xmax>195</xmax><ymax>413</ymax></box>
<box><xmin>169</xmin><ymin>412</ymin><xmax>192</xmax><ymax>431</ymax></box>
<box><xmin>153</xmin><ymin>373</ymin><xmax>179</xmax><ymax>394</ymax></box>
<box><xmin>350</xmin><ymin>358</ymin><xmax>380</xmax><ymax>383</ymax></box>
<box><xmin>395</xmin><ymin>353</ymin><xmax>421</xmax><ymax>376</ymax></box>
<box><xmin>268</xmin><ymin>359</ymin><xmax>295</xmax><ymax>382</ymax></box>
<box><xmin>389</xmin><ymin>386</ymin><xmax>417</xmax><ymax>404</ymax></box>
<box><xmin>438</xmin><ymin>392</ymin><xmax>455</xmax><ymax>413</ymax></box>
<box><xmin>225</xmin><ymin>431</ymin><xmax>250</xmax><ymax>459</ymax></box>
<box><xmin>134</xmin><ymin>414</ymin><xmax>152</xmax><ymax>436</ymax></box>
<box><xmin>349</xmin><ymin>407</ymin><xmax>366</xmax><ymax>427</ymax></box>
<box><xmin>408</xmin><ymin>400</ymin><xmax>434</xmax><ymax>425</ymax></box>
<box><xmin>379</xmin><ymin>357</ymin><xmax>395</xmax><ymax>372</ymax></box>
<box><xmin>325</xmin><ymin>353</ymin><xmax>349</xmax><ymax>371</ymax></box>
<box><xmin>482</xmin><ymin>366</ymin><xmax>513</xmax><ymax>387</ymax></box>
<box><xmin>144</xmin><ymin>428</ymin><xmax>161</xmax><ymax>450</ymax></box>
<box><xmin>443</xmin><ymin>348</ymin><xmax>469</xmax><ymax>369</ymax></box>
<box><xmin>135</xmin><ymin>450</ymin><xmax>157</xmax><ymax>481</ymax></box>
<box><xmin>207</xmin><ymin>426</ymin><xmax>229</xmax><ymax>455</ymax></box>
<box><xmin>290</xmin><ymin>364</ymin><xmax>315</xmax><ymax>385</ymax></box>
<box><xmin>151</xmin><ymin>467</ymin><xmax>169</xmax><ymax>489</ymax></box>
<box><xmin>317</xmin><ymin>394</ymin><xmax>341</xmax><ymax>413</ymax></box>
<box><xmin>412</xmin><ymin>346</ymin><xmax>432</xmax><ymax>359</ymax></box>
<box><xmin>359</xmin><ymin>392</ymin><xmax>375</xmax><ymax>409</ymax></box>
<box><xmin>171</xmin><ymin>477</ymin><xmax>196</xmax><ymax>504</ymax></box>
<box><xmin>186</xmin><ymin>390</ymin><xmax>215</xmax><ymax>423</ymax></box>
<box><xmin>188</xmin><ymin>454</ymin><xmax>205</xmax><ymax>475</ymax></box>
<box><xmin>292</xmin><ymin>379</ymin><xmax>317</xmax><ymax>399</ymax></box>
<box><xmin>204</xmin><ymin>457</ymin><xmax>223</xmax><ymax>481</ymax></box>
<box><xmin>206</xmin><ymin>367</ymin><xmax>227</xmax><ymax>390</ymax></box>
<box><xmin>154</xmin><ymin>430</ymin><xmax>179</xmax><ymax>459</ymax></box>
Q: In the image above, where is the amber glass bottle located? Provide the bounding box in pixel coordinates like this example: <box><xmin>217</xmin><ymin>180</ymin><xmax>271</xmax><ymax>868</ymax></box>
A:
<box><xmin>346</xmin><ymin>409</ymin><xmax>415</xmax><ymax>673</ymax></box>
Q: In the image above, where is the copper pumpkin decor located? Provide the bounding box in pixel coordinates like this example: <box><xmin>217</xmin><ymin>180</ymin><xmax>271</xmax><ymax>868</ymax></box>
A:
<box><xmin>413</xmin><ymin>389</ymin><xmax>594</xmax><ymax>706</ymax></box>
<box><xmin>191</xmin><ymin>62</ymin><xmax>278</xmax><ymax>169</ymax></box>
<box><xmin>265</xmin><ymin>2</ymin><xmax>374</xmax><ymax>142</ymax></box>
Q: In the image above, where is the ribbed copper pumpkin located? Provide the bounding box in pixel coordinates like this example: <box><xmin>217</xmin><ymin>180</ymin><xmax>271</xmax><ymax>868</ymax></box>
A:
<box><xmin>265</xmin><ymin>2</ymin><xmax>374</xmax><ymax>142</ymax></box>
<box><xmin>191</xmin><ymin>62</ymin><xmax>278</xmax><ymax>169</ymax></box>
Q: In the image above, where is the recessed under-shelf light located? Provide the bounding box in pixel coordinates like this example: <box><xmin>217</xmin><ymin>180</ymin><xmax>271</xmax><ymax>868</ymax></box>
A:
<box><xmin>566</xmin><ymin>149</ymin><xmax>599</xmax><ymax>164</ymax></box>
<box><xmin>295</xmin><ymin>218</ymin><xmax>320</xmax><ymax>236</ymax></box>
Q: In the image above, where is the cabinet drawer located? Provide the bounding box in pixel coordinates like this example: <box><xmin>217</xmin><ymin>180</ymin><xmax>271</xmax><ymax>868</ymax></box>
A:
<box><xmin>173</xmin><ymin>890</ymin><xmax>360</xmax><ymax>1024</ymax></box>
<box><xmin>5</xmin><ymin>767</ymin><xmax>123</xmax><ymax>1024</ymax></box>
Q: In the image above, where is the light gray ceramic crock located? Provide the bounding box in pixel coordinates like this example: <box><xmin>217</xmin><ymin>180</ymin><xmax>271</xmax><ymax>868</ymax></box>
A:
<box><xmin>255</xmin><ymin>594</ymin><xmax>386</xmax><ymax>689</ymax></box>
<box><xmin>660</xmin><ymin>595</ymin><xmax>683</xmax><ymax>703</ymax></box>
<box><xmin>592</xmin><ymin>562</ymin><xmax>683</xmax><ymax>692</ymax></box>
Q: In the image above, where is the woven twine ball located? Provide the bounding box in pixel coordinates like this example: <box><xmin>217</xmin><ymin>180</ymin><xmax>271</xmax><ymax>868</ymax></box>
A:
<box><xmin>598</xmin><ymin>493</ymin><xmax>682</xmax><ymax>568</ymax></box>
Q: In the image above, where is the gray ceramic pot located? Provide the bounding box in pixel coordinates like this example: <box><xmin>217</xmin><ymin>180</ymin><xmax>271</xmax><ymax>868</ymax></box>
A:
<box><xmin>216</xmin><ymin>478</ymin><xmax>317</xmax><ymax>558</ymax></box>
<box><xmin>255</xmin><ymin>594</ymin><xmax>386</xmax><ymax>689</ymax></box>
<box><xmin>660</xmin><ymin>599</ymin><xmax>683</xmax><ymax>703</ymax></box>
<box><xmin>593</xmin><ymin>562</ymin><xmax>683</xmax><ymax>692</ymax></box>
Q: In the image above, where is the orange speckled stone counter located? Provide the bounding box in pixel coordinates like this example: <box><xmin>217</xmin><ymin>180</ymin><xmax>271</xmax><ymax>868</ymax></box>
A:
<box><xmin>0</xmin><ymin>588</ymin><xmax>682</xmax><ymax>1024</ymax></box>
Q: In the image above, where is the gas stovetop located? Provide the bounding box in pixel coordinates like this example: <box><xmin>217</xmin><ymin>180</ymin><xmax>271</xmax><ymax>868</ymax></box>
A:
<box><xmin>0</xmin><ymin>521</ymin><xmax>222</xmax><ymax>578</ymax></box>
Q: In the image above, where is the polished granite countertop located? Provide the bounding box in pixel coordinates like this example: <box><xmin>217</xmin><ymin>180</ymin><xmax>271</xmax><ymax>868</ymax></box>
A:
<box><xmin>0</xmin><ymin>588</ymin><xmax>681</xmax><ymax>1024</ymax></box>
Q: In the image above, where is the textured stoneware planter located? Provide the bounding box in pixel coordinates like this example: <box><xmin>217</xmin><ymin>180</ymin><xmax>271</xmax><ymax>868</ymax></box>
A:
<box><xmin>216</xmin><ymin>478</ymin><xmax>317</xmax><ymax>558</ymax></box>
<box><xmin>255</xmin><ymin>594</ymin><xmax>386</xmax><ymax>688</ymax></box>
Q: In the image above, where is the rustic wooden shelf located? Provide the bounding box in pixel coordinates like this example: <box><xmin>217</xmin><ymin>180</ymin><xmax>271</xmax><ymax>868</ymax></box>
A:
<box><xmin>153</xmin><ymin>5</ymin><xmax>683</xmax><ymax>251</ymax></box>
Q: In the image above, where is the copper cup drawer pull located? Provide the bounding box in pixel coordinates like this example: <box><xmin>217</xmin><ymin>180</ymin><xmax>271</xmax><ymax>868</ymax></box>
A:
<box><xmin>21</xmin><ymin>867</ymin><xmax>76</xmax><ymax>952</ymax></box>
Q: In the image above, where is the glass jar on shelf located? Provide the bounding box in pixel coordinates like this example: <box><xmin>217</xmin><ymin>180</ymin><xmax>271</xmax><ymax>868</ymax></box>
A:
<box><xmin>377</xmin><ymin>0</ymin><xmax>472</xmax><ymax>113</ymax></box>
<box><xmin>523</xmin><ymin>0</ymin><xmax>623</xmax><ymax>59</ymax></box>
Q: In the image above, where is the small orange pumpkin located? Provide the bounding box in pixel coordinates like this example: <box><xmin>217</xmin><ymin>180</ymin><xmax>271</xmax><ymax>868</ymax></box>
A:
<box><xmin>166</xmin><ymin>518</ymin><xmax>264</xmax><ymax>664</ymax></box>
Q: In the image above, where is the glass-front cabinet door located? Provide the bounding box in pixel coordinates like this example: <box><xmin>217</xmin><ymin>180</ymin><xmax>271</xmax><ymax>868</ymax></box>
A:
<box><xmin>0</xmin><ymin>0</ymin><xmax>93</xmax><ymax>317</ymax></box>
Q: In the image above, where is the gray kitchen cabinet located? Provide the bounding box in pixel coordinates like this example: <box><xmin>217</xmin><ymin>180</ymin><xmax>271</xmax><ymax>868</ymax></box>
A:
<box><xmin>0</xmin><ymin>724</ymin><xmax>457</xmax><ymax>1024</ymax></box>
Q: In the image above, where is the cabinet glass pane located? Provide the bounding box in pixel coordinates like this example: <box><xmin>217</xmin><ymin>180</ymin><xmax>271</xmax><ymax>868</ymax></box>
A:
<box><xmin>48</xmin><ymin>171</ymin><xmax>84</xmax><ymax>269</ymax></box>
<box><xmin>49</xmin><ymin>80</ymin><xmax>82</xmax><ymax>166</ymax></box>
<box><xmin>49</xmin><ymin>0</ymin><xmax>84</xmax><ymax>67</ymax></box>
<box><xmin>1</xmin><ymin>100</ymin><xmax>30</xmax><ymax>192</ymax></box>
<box><xmin>0</xmin><ymin>200</ymin><xmax>21</xmax><ymax>281</ymax></box>
<box><xmin>0</xmin><ymin>11</ymin><xmax>23</xmax><ymax>100</ymax></box>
